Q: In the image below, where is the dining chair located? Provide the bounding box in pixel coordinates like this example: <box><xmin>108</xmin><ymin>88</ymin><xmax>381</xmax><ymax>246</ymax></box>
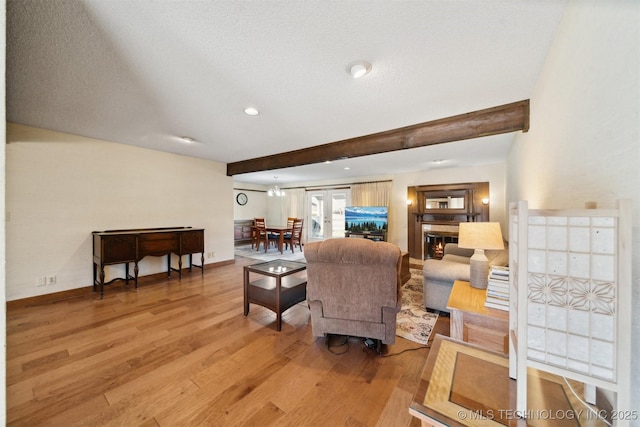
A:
<box><xmin>254</xmin><ymin>218</ymin><xmax>269</xmax><ymax>251</ymax></box>
<box><xmin>284</xmin><ymin>219</ymin><xmax>303</xmax><ymax>253</ymax></box>
<box><xmin>283</xmin><ymin>217</ymin><xmax>296</xmax><ymax>239</ymax></box>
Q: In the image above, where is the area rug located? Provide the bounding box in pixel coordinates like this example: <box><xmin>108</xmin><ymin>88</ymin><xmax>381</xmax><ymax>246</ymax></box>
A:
<box><xmin>396</xmin><ymin>269</ymin><xmax>438</xmax><ymax>345</ymax></box>
<box><xmin>234</xmin><ymin>244</ymin><xmax>306</xmax><ymax>263</ymax></box>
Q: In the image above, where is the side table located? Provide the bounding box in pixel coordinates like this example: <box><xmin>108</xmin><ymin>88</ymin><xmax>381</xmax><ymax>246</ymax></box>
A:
<box><xmin>243</xmin><ymin>259</ymin><xmax>307</xmax><ymax>331</ymax></box>
<box><xmin>446</xmin><ymin>280</ymin><xmax>509</xmax><ymax>354</ymax></box>
<box><xmin>400</xmin><ymin>251</ymin><xmax>411</xmax><ymax>284</ymax></box>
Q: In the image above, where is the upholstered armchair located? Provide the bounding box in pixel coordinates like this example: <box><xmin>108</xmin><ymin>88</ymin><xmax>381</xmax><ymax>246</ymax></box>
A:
<box><xmin>422</xmin><ymin>243</ymin><xmax>508</xmax><ymax>312</ymax></box>
<box><xmin>304</xmin><ymin>238</ymin><xmax>403</xmax><ymax>349</ymax></box>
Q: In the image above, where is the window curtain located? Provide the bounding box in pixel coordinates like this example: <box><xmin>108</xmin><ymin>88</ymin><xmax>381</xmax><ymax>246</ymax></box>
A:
<box><xmin>283</xmin><ymin>188</ymin><xmax>306</xmax><ymax>243</ymax></box>
<box><xmin>350</xmin><ymin>181</ymin><xmax>392</xmax><ymax>207</ymax></box>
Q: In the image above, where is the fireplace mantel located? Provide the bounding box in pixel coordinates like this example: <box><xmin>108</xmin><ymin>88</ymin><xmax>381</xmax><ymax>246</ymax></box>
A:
<box><xmin>407</xmin><ymin>182</ymin><xmax>489</xmax><ymax>259</ymax></box>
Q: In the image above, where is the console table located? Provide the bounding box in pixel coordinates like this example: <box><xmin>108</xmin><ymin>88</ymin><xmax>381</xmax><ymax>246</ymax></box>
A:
<box><xmin>92</xmin><ymin>227</ymin><xmax>205</xmax><ymax>298</ymax></box>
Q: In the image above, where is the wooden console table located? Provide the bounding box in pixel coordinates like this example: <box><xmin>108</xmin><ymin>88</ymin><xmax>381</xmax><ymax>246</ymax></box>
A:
<box><xmin>92</xmin><ymin>227</ymin><xmax>205</xmax><ymax>298</ymax></box>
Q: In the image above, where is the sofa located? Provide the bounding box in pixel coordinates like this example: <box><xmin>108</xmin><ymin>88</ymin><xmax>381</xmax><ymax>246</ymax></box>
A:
<box><xmin>304</xmin><ymin>238</ymin><xmax>402</xmax><ymax>347</ymax></box>
<box><xmin>422</xmin><ymin>243</ymin><xmax>508</xmax><ymax>312</ymax></box>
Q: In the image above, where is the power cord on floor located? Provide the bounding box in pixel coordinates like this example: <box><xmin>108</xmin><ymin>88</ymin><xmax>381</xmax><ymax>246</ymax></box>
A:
<box><xmin>326</xmin><ymin>334</ymin><xmax>350</xmax><ymax>355</ymax></box>
<box><xmin>562</xmin><ymin>376</ymin><xmax>613</xmax><ymax>427</ymax></box>
<box><xmin>381</xmin><ymin>344</ymin><xmax>430</xmax><ymax>357</ymax></box>
<box><xmin>325</xmin><ymin>335</ymin><xmax>430</xmax><ymax>357</ymax></box>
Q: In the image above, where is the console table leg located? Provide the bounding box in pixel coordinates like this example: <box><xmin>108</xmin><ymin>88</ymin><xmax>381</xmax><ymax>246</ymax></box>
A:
<box><xmin>178</xmin><ymin>256</ymin><xmax>183</xmax><ymax>280</ymax></box>
<box><xmin>99</xmin><ymin>266</ymin><xmax>105</xmax><ymax>299</ymax></box>
<box><xmin>201</xmin><ymin>253</ymin><xmax>204</xmax><ymax>276</ymax></box>
<box><xmin>167</xmin><ymin>255</ymin><xmax>171</xmax><ymax>277</ymax></box>
<box><xmin>134</xmin><ymin>262</ymin><xmax>139</xmax><ymax>291</ymax></box>
<box><xmin>93</xmin><ymin>262</ymin><xmax>97</xmax><ymax>293</ymax></box>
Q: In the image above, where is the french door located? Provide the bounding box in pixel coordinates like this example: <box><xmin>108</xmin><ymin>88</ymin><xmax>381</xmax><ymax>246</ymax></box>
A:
<box><xmin>306</xmin><ymin>189</ymin><xmax>350</xmax><ymax>242</ymax></box>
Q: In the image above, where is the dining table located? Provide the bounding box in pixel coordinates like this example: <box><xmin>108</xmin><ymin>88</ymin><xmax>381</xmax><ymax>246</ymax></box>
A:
<box><xmin>253</xmin><ymin>225</ymin><xmax>293</xmax><ymax>254</ymax></box>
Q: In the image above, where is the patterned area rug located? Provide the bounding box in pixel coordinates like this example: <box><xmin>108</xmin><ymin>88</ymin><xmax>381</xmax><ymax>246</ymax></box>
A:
<box><xmin>396</xmin><ymin>269</ymin><xmax>438</xmax><ymax>345</ymax></box>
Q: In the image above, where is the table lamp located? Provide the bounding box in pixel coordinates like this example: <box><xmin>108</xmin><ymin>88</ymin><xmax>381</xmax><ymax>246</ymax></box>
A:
<box><xmin>457</xmin><ymin>222</ymin><xmax>504</xmax><ymax>289</ymax></box>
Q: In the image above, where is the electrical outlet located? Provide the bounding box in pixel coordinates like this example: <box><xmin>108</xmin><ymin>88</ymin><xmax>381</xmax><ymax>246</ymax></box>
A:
<box><xmin>47</xmin><ymin>275</ymin><xmax>57</xmax><ymax>285</ymax></box>
<box><xmin>36</xmin><ymin>277</ymin><xmax>46</xmax><ymax>287</ymax></box>
<box><xmin>207</xmin><ymin>251</ymin><xmax>215</xmax><ymax>258</ymax></box>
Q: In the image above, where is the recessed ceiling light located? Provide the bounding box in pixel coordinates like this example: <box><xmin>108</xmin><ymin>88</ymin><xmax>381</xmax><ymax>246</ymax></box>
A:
<box><xmin>180</xmin><ymin>136</ymin><xmax>195</xmax><ymax>143</ymax></box>
<box><xmin>344</xmin><ymin>167</ymin><xmax>351</xmax><ymax>170</ymax></box>
<box><xmin>324</xmin><ymin>160</ymin><xmax>332</xmax><ymax>164</ymax></box>
<box><xmin>347</xmin><ymin>61</ymin><xmax>372</xmax><ymax>79</ymax></box>
<box><xmin>432</xmin><ymin>159</ymin><xmax>446</xmax><ymax>164</ymax></box>
<box><xmin>244</xmin><ymin>107</ymin><xmax>259</xmax><ymax>116</ymax></box>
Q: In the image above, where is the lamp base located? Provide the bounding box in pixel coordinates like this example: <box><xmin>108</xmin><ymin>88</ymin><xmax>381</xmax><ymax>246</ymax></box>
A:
<box><xmin>469</xmin><ymin>249</ymin><xmax>489</xmax><ymax>289</ymax></box>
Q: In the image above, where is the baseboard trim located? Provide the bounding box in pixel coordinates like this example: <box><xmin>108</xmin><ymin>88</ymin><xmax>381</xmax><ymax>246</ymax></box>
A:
<box><xmin>7</xmin><ymin>258</ymin><xmax>236</xmax><ymax>309</ymax></box>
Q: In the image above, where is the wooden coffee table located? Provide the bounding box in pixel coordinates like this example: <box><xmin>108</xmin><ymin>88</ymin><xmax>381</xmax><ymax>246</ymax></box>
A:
<box><xmin>243</xmin><ymin>259</ymin><xmax>307</xmax><ymax>331</ymax></box>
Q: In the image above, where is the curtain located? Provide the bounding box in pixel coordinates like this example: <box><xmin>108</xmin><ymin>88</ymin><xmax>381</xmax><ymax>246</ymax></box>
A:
<box><xmin>283</xmin><ymin>188</ymin><xmax>306</xmax><ymax>243</ymax></box>
<box><xmin>350</xmin><ymin>181</ymin><xmax>392</xmax><ymax>206</ymax></box>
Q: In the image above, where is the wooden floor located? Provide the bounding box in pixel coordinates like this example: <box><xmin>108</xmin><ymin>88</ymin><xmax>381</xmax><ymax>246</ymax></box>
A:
<box><xmin>6</xmin><ymin>257</ymin><xmax>449</xmax><ymax>427</ymax></box>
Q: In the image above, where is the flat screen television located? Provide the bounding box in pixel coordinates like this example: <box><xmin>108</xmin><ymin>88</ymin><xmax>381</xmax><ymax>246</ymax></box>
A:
<box><xmin>344</xmin><ymin>206</ymin><xmax>388</xmax><ymax>234</ymax></box>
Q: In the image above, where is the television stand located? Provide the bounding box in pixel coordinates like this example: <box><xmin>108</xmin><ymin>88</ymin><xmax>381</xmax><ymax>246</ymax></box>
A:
<box><xmin>345</xmin><ymin>231</ymin><xmax>387</xmax><ymax>242</ymax></box>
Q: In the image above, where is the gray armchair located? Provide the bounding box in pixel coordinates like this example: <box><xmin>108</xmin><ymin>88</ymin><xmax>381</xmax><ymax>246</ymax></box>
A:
<box><xmin>304</xmin><ymin>238</ymin><xmax>402</xmax><ymax>347</ymax></box>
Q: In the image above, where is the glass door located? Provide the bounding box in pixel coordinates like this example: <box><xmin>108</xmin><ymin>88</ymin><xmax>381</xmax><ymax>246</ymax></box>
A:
<box><xmin>306</xmin><ymin>189</ymin><xmax>350</xmax><ymax>242</ymax></box>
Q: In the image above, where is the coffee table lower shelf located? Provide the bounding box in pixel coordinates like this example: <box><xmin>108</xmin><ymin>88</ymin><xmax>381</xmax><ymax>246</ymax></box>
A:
<box><xmin>244</xmin><ymin>274</ymin><xmax>307</xmax><ymax>331</ymax></box>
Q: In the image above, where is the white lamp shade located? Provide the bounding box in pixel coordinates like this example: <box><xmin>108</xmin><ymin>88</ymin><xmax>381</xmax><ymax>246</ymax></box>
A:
<box><xmin>457</xmin><ymin>222</ymin><xmax>504</xmax><ymax>250</ymax></box>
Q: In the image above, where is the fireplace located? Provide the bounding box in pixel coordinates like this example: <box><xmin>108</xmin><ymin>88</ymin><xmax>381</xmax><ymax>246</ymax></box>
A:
<box><xmin>407</xmin><ymin>182</ymin><xmax>490</xmax><ymax>260</ymax></box>
<box><xmin>422</xmin><ymin>224</ymin><xmax>459</xmax><ymax>260</ymax></box>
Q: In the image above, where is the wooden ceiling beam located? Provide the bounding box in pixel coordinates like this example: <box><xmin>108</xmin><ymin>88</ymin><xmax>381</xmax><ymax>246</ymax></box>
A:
<box><xmin>226</xmin><ymin>99</ymin><xmax>529</xmax><ymax>176</ymax></box>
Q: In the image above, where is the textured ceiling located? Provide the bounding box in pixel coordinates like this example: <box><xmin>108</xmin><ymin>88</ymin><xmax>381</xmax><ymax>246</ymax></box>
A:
<box><xmin>6</xmin><ymin>0</ymin><xmax>567</xmax><ymax>185</ymax></box>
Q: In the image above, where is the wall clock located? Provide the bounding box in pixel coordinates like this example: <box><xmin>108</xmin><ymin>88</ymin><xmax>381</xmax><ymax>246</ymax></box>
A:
<box><xmin>236</xmin><ymin>192</ymin><xmax>248</xmax><ymax>206</ymax></box>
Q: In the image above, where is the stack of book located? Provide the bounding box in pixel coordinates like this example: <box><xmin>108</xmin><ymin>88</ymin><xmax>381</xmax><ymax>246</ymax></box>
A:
<box><xmin>485</xmin><ymin>265</ymin><xmax>510</xmax><ymax>311</ymax></box>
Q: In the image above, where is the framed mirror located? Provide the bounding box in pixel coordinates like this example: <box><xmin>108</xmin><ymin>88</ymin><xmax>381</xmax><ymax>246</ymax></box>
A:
<box><xmin>425</xmin><ymin>196</ymin><xmax>465</xmax><ymax>210</ymax></box>
<box><xmin>422</xmin><ymin>190</ymin><xmax>468</xmax><ymax>211</ymax></box>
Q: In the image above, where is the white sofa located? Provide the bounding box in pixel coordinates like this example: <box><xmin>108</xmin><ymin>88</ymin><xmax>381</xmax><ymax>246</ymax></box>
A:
<box><xmin>422</xmin><ymin>243</ymin><xmax>508</xmax><ymax>312</ymax></box>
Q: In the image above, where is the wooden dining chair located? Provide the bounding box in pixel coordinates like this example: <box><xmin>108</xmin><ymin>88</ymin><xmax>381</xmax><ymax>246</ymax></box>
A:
<box><xmin>253</xmin><ymin>218</ymin><xmax>269</xmax><ymax>251</ymax></box>
<box><xmin>282</xmin><ymin>217</ymin><xmax>296</xmax><ymax>239</ymax></box>
<box><xmin>284</xmin><ymin>219</ymin><xmax>303</xmax><ymax>253</ymax></box>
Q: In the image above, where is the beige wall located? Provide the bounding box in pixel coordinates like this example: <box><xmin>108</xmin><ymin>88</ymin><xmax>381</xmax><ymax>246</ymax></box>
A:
<box><xmin>507</xmin><ymin>0</ymin><xmax>639</xmax><ymax>409</ymax></box>
<box><xmin>1</xmin><ymin>0</ymin><xmax>6</xmax><ymax>420</ymax></box>
<box><xmin>6</xmin><ymin>124</ymin><xmax>235</xmax><ymax>301</ymax></box>
<box><xmin>233</xmin><ymin>186</ymin><xmax>268</xmax><ymax>221</ymax></box>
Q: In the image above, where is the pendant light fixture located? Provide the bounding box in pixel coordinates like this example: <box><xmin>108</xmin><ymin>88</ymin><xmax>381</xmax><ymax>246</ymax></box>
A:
<box><xmin>267</xmin><ymin>176</ymin><xmax>285</xmax><ymax>197</ymax></box>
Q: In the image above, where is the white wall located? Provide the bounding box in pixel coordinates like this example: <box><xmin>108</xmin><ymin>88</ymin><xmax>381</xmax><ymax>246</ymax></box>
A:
<box><xmin>233</xmin><ymin>185</ymin><xmax>268</xmax><ymax>221</ymax></box>
<box><xmin>1</xmin><ymin>0</ymin><xmax>7</xmax><ymax>421</ymax></box>
<box><xmin>507</xmin><ymin>0</ymin><xmax>640</xmax><ymax>414</ymax></box>
<box><xmin>6</xmin><ymin>124</ymin><xmax>235</xmax><ymax>301</ymax></box>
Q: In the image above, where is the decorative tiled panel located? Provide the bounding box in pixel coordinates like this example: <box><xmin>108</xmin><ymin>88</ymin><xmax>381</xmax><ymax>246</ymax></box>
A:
<box><xmin>509</xmin><ymin>213</ymin><xmax>519</xmax><ymax>321</ymax></box>
<box><xmin>526</xmin><ymin>215</ymin><xmax>617</xmax><ymax>381</ymax></box>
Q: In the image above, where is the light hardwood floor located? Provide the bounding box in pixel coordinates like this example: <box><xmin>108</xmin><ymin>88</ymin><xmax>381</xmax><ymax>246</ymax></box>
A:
<box><xmin>6</xmin><ymin>256</ymin><xmax>448</xmax><ymax>427</ymax></box>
